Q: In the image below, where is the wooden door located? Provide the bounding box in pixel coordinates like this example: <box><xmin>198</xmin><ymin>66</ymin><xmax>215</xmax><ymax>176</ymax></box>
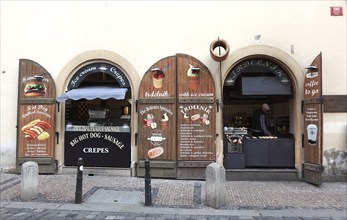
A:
<box><xmin>303</xmin><ymin>53</ymin><xmax>324</xmax><ymax>185</ymax></box>
<box><xmin>137</xmin><ymin>54</ymin><xmax>216</xmax><ymax>179</ymax></box>
<box><xmin>176</xmin><ymin>54</ymin><xmax>216</xmax><ymax>163</ymax></box>
<box><xmin>17</xmin><ymin>59</ymin><xmax>56</xmax><ymax>173</ymax></box>
<box><xmin>137</xmin><ymin>56</ymin><xmax>177</xmax><ymax>177</ymax></box>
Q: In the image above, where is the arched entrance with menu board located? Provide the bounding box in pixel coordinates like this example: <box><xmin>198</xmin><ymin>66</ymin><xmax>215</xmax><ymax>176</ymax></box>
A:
<box><xmin>55</xmin><ymin>50</ymin><xmax>140</xmax><ymax>175</ymax></box>
<box><xmin>222</xmin><ymin>45</ymin><xmax>303</xmax><ymax>180</ymax></box>
<box><xmin>58</xmin><ymin>62</ymin><xmax>132</xmax><ymax>168</ymax></box>
<box><xmin>137</xmin><ymin>54</ymin><xmax>216</xmax><ymax>179</ymax></box>
<box><xmin>223</xmin><ymin>57</ymin><xmax>295</xmax><ymax>169</ymax></box>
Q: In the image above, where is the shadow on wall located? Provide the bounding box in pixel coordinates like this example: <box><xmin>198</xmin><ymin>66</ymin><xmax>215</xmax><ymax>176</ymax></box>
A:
<box><xmin>323</xmin><ymin>148</ymin><xmax>347</xmax><ymax>176</ymax></box>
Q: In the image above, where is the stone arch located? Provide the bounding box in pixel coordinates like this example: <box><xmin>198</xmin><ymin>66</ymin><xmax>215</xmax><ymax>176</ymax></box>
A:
<box><xmin>55</xmin><ymin>50</ymin><xmax>140</xmax><ymax>172</ymax></box>
<box><xmin>222</xmin><ymin>45</ymin><xmax>304</xmax><ymax>172</ymax></box>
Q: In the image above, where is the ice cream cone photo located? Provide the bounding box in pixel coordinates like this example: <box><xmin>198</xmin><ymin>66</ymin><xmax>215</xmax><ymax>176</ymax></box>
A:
<box><xmin>186</xmin><ymin>64</ymin><xmax>200</xmax><ymax>90</ymax></box>
<box><xmin>151</xmin><ymin>68</ymin><xmax>165</xmax><ymax>89</ymax></box>
<box><xmin>161</xmin><ymin>112</ymin><xmax>169</xmax><ymax>129</ymax></box>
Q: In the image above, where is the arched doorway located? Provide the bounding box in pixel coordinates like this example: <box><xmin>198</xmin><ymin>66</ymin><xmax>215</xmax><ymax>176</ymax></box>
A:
<box><xmin>58</xmin><ymin>62</ymin><xmax>131</xmax><ymax>168</ymax></box>
<box><xmin>221</xmin><ymin>47</ymin><xmax>303</xmax><ymax>180</ymax></box>
<box><xmin>55</xmin><ymin>50</ymin><xmax>140</xmax><ymax>175</ymax></box>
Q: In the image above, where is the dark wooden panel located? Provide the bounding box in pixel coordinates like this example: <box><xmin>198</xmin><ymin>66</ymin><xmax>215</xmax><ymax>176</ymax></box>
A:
<box><xmin>323</xmin><ymin>95</ymin><xmax>347</xmax><ymax>112</ymax></box>
<box><xmin>304</xmin><ymin>169</ymin><xmax>323</xmax><ymax>186</ymax></box>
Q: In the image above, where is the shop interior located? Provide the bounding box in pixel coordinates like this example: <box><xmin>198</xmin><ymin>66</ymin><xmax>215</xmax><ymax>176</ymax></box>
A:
<box><xmin>223</xmin><ymin>70</ymin><xmax>295</xmax><ymax>169</ymax></box>
<box><xmin>64</xmin><ymin>72</ymin><xmax>132</xmax><ymax>127</ymax></box>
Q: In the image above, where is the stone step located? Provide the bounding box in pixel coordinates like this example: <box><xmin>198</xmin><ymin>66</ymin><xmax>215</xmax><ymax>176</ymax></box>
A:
<box><xmin>226</xmin><ymin>169</ymin><xmax>299</xmax><ymax>181</ymax></box>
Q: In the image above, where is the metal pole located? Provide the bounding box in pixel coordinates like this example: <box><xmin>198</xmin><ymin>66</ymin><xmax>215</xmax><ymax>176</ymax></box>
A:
<box><xmin>144</xmin><ymin>159</ymin><xmax>152</xmax><ymax>206</ymax></box>
<box><xmin>75</xmin><ymin>158</ymin><xmax>83</xmax><ymax>204</ymax></box>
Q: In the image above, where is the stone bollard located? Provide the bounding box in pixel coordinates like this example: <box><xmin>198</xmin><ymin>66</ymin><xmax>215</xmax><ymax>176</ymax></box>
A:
<box><xmin>205</xmin><ymin>162</ymin><xmax>226</xmax><ymax>209</ymax></box>
<box><xmin>21</xmin><ymin>161</ymin><xmax>39</xmax><ymax>201</ymax></box>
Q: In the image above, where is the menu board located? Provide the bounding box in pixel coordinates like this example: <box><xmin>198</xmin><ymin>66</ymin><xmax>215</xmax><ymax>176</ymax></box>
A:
<box><xmin>138</xmin><ymin>103</ymin><xmax>176</xmax><ymax>160</ymax></box>
<box><xmin>177</xmin><ymin>104</ymin><xmax>215</xmax><ymax>160</ymax></box>
<box><xmin>17</xmin><ymin>59</ymin><xmax>56</xmax><ymax>160</ymax></box>
<box><xmin>64</xmin><ymin>131</ymin><xmax>131</xmax><ymax>167</ymax></box>
<box><xmin>18</xmin><ymin>104</ymin><xmax>55</xmax><ymax>157</ymax></box>
<box><xmin>303</xmin><ymin>53</ymin><xmax>322</xmax><ymax>167</ymax></box>
<box><xmin>138</xmin><ymin>54</ymin><xmax>216</xmax><ymax>166</ymax></box>
<box><xmin>176</xmin><ymin>54</ymin><xmax>216</xmax><ymax>161</ymax></box>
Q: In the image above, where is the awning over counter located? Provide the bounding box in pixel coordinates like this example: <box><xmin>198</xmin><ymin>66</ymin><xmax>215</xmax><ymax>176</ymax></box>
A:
<box><xmin>57</xmin><ymin>86</ymin><xmax>128</xmax><ymax>102</ymax></box>
<box><xmin>242</xmin><ymin>76</ymin><xmax>292</xmax><ymax>96</ymax></box>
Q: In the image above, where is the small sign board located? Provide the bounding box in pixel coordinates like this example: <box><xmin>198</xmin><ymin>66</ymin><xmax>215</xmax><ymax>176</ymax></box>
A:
<box><xmin>64</xmin><ymin>131</ymin><xmax>131</xmax><ymax>167</ymax></box>
<box><xmin>177</xmin><ymin>103</ymin><xmax>215</xmax><ymax>161</ymax></box>
<box><xmin>331</xmin><ymin>6</ymin><xmax>343</xmax><ymax>16</ymax></box>
<box><xmin>323</xmin><ymin>95</ymin><xmax>347</xmax><ymax>112</ymax></box>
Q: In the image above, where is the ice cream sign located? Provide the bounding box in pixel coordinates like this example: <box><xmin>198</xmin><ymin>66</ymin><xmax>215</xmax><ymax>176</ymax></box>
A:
<box><xmin>151</xmin><ymin>64</ymin><xmax>169</xmax><ymax>89</ymax></box>
<box><xmin>186</xmin><ymin>64</ymin><xmax>200</xmax><ymax>90</ymax></box>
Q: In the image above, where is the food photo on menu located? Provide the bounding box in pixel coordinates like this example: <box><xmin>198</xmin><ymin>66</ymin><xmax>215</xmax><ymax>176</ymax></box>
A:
<box><xmin>21</xmin><ymin>119</ymin><xmax>52</xmax><ymax>141</ymax></box>
<box><xmin>23</xmin><ymin>75</ymin><xmax>48</xmax><ymax>97</ymax></box>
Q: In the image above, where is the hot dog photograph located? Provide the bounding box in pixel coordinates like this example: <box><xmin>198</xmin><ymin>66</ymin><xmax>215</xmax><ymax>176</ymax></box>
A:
<box><xmin>21</xmin><ymin>119</ymin><xmax>52</xmax><ymax>141</ymax></box>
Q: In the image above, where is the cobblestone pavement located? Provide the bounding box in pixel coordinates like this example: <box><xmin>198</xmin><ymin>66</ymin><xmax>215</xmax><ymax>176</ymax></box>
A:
<box><xmin>1</xmin><ymin>173</ymin><xmax>346</xmax><ymax>219</ymax></box>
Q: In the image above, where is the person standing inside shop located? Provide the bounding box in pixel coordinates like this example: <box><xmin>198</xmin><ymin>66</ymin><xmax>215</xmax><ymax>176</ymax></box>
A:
<box><xmin>251</xmin><ymin>103</ymin><xmax>272</xmax><ymax>137</ymax></box>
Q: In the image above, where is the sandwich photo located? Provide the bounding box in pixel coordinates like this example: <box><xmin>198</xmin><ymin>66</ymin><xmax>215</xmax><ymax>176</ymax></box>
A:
<box><xmin>24</xmin><ymin>83</ymin><xmax>47</xmax><ymax>97</ymax></box>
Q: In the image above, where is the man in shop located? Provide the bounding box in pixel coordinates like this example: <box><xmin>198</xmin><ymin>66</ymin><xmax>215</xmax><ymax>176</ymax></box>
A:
<box><xmin>251</xmin><ymin>103</ymin><xmax>271</xmax><ymax>137</ymax></box>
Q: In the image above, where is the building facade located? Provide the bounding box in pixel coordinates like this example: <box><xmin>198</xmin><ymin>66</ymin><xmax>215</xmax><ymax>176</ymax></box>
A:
<box><xmin>1</xmin><ymin>1</ymin><xmax>346</xmax><ymax>182</ymax></box>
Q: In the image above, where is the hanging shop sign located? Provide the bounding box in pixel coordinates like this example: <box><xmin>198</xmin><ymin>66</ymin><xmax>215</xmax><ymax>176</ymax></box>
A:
<box><xmin>209</xmin><ymin>38</ymin><xmax>230</xmax><ymax>62</ymax></box>
<box><xmin>17</xmin><ymin>59</ymin><xmax>56</xmax><ymax>173</ymax></box>
<box><xmin>68</xmin><ymin>62</ymin><xmax>130</xmax><ymax>90</ymax></box>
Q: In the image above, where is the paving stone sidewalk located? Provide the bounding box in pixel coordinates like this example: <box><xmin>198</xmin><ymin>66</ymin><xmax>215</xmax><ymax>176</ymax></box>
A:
<box><xmin>1</xmin><ymin>173</ymin><xmax>346</xmax><ymax>210</ymax></box>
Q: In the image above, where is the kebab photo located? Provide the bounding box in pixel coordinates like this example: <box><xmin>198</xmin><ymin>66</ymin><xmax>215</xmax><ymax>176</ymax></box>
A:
<box><xmin>21</xmin><ymin>119</ymin><xmax>51</xmax><ymax>141</ymax></box>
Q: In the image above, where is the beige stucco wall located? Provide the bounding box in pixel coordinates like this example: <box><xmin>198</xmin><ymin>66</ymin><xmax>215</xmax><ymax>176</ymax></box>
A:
<box><xmin>1</xmin><ymin>1</ymin><xmax>346</xmax><ymax>176</ymax></box>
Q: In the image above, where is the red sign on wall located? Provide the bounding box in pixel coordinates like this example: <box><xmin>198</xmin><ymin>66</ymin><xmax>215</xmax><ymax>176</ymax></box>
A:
<box><xmin>330</xmin><ymin>6</ymin><xmax>343</xmax><ymax>16</ymax></box>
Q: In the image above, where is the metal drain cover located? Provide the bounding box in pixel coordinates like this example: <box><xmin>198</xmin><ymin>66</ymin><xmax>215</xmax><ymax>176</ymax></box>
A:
<box><xmin>86</xmin><ymin>189</ymin><xmax>144</xmax><ymax>204</ymax></box>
